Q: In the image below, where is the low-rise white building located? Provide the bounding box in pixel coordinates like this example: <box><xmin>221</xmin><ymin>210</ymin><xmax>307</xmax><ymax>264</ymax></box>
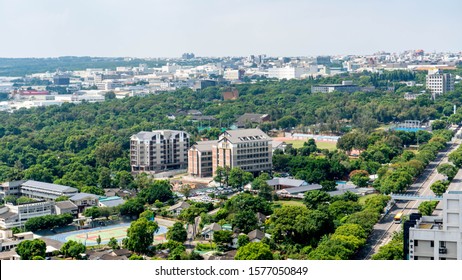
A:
<box><xmin>0</xmin><ymin>201</ymin><xmax>54</xmax><ymax>229</ymax></box>
<box><xmin>408</xmin><ymin>191</ymin><xmax>462</xmax><ymax>260</ymax></box>
<box><xmin>20</xmin><ymin>180</ymin><xmax>78</xmax><ymax>201</ymax></box>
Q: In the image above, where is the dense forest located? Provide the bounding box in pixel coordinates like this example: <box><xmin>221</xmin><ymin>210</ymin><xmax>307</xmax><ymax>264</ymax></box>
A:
<box><xmin>0</xmin><ymin>73</ymin><xmax>461</xmax><ymax>190</ymax></box>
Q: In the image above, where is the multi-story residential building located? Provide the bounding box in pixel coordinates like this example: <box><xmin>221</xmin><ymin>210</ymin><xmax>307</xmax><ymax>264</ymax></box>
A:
<box><xmin>188</xmin><ymin>140</ymin><xmax>218</xmax><ymax>178</ymax></box>
<box><xmin>130</xmin><ymin>130</ymin><xmax>190</xmax><ymax>173</ymax></box>
<box><xmin>0</xmin><ymin>201</ymin><xmax>54</xmax><ymax>229</ymax></box>
<box><xmin>407</xmin><ymin>191</ymin><xmax>462</xmax><ymax>260</ymax></box>
<box><xmin>20</xmin><ymin>180</ymin><xmax>78</xmax><ymax>201</ymax></box>
<box><xmin>426</xmin><ymin>69</ymin><xmax>455</xmax><ymax>98</ymax></box>
<box><xmin>212</xmin><ymin>128</ymin><xmax>272</xmax><ymax>176</ymax></box>
<box><xmin>311</xmin><ymin>81</ymin><xmax>360</xmax><ymax>93</ymax></box>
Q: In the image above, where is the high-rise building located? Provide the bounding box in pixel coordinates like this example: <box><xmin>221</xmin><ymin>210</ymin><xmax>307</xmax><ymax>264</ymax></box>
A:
<box><xmin>211</xmin><ymin>128</ymin><xmax>272</xmax><ymax>176</ymax></box>
<box><xmin>188</xmin><ymin>140</ymin><xmax>217</xmax><ymax>178</ymax></box>
<box><xmin>426</xmin><ymin>69</ymin><xmax>454</xmax><ymax>98</ymax></box>
<box><xmin>407</xmin><ymin>191</ymin><xmax>462</xmax><ymax>260</ymax></box>
<box><xmin>53</xmin><ymin>75</ymin><xmax>70</xmax><ymax>86</ymax></box>
<box><xmin>130</xmin><ymin>130</ymin><xmax>190</xmax><ymax>173</ymax></box>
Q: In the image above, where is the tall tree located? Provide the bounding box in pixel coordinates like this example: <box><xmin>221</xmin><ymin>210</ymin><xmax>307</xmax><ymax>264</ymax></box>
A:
<box><xmin>124</xmin><ymin>218</ymin><xmax>159</xmax><ymax>254</ymax></box>
<box><xmin>235</xmin><ymin>242</ymin><xmax>273</xmax><ymax>260</ymax></box>
<box><xmin>16</xmin><ymin>239</ymin><xmax>46</xmax><ymax>260</ymax></box>
<box><xmin>303</xmin><ymin>190</ymin><xmax>331</xmax><ymax>209</ymax></box>
<box><xmin>166</xmin><ymin>222</ymin><xmax>187</xmax><ymax>243</ymax></box>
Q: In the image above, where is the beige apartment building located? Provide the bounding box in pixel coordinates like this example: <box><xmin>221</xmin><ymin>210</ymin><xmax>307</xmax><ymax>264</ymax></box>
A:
<box><xmin>188</xmin><ymin>140</ymin><xmax>217</xmax><ymax>178</ymax></box>
<box><xmin>130</xmin><ymin>130</ymin><xmax>190</xmax><ymax>173</ymax></box>
<box><xmin>212</xmin><ymin>128</ymin><xmax>272</xmax><ymax>176</ymax></box>
<box><xmin>408</xmin><ymin>191</ymin><xmax>462</xmax><ymax>260</ymax></box>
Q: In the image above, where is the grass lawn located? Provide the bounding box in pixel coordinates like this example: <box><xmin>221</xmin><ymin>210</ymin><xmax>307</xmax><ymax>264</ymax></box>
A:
<box><xmin>358</xmin><ymin>193</ymin><xmax>379</xmax><ymax>205</ymax></box>
<box><xmin>274</xmin><ymin>200</ymin><xmax>305</xmax><ymax>207</ymax></box>
<box><xmin>286</xmin><ymin>140</ymin><xmax>337</xmax><ymax>151</ymax></box>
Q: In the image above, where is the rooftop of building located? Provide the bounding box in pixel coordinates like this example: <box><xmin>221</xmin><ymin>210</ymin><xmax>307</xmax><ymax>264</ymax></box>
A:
<box><xmin>55</xmin><ymin>200</ymin><xmax>78</xmax><ymax>210</ymax></box>
<box><xmin>21</xmin><ymin>180</ymin><xmax>78</xmax><ymax>193</ymax></box>
<box><xmin>168</xmin><ymin>201</ymin><xmax>191</xmax><ymax>211</ymax></box>
<box><xmin>236</xmin><ymin>113</ymin><xmax>269</xmax><ymax>124</ymax></box>
<box><xmin>267</xmin><ymin>177</ymin><xmax>307</xmax><ymax>188</ymax></box>
<box><xmin>276</xmin><ymin>184</ymin><xmax>323</xmax><ymax>195</ymax></box>
<box><xmin>69</xmin><ymin>192</ymin><xmax>100</xmax><ymax>201</ymax></box>
<box><xmin>131</xmin><ymin>130</ymin><xmax>189</xmax><ymax>141</ymax></box>
<box><xmin>191</xmin><ymin>140</ymin><xmax>218</xmax><ymax>151</ymax></box>
<box><xmin>222</xmin><ymin>128</ymin><xmax>270</xmax><ymax>143</ymax></box>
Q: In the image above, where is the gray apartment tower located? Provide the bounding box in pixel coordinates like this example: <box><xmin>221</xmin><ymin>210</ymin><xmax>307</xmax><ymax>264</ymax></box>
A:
<box><xmin>130</xmin><ymin>130</ymin><xmax>190</xmax><ymax>173</ymax></box>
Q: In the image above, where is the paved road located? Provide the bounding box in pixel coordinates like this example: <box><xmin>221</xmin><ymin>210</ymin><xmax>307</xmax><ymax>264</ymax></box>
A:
<box><xmin>358</xmin><ymin>138</ymin><xmax>460</xmax><ymax>260</ymax></box>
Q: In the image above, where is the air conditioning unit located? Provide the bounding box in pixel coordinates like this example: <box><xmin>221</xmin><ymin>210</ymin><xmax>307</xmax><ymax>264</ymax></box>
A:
<box><xmin>439</xmin><ymin>248</ymin><xmax>447</xmax><ymax>254</ymax></box>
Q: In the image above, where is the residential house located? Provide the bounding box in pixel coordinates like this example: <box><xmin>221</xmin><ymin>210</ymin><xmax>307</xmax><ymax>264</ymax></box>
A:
<box><xmin>167</xmin><ymin>201</ymin><xmax>191</xmax><ymax>216</ymax></box>
<box><xmin>235</xmin><ymin>113</ymin><xmax>270</xmax><ymax>128</ymax></box>
<box><xmin>247</xmin><ymin>229</ymin><xmax>266</xmax><ymax>242</ymax></box>
<box><xmin>201</xmin><ymin>223</ymin><xmax>222</xmax><ymax>240</ymax></box>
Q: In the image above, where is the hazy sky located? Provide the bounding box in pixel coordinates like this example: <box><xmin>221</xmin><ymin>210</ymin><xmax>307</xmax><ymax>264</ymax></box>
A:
<box><xmin>0</xmin><ymin>0</ymin><xmax>460</xmax><ymax>58</ymax></box>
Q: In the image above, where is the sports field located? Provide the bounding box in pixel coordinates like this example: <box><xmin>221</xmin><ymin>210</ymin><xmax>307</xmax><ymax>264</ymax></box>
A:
<box><xmin>285</xmin><ymin>139</ymin><xmax>337</xmax><ymax>150</ymax></box>
<box><xmin>47</xmin><ymin>223</ymin><xmax>168</xmax><ymax>246</ymax></box>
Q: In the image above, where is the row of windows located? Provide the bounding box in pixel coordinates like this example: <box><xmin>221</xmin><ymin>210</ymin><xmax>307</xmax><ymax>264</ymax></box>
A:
<box><xmin>413</xmin><ymin>240</ymin><xmax>446</xmax><ymax>247</ymax></box>
<box><xmin>240</xmin><ymin>164</ymin><xmax>272</xmax><ymax>171</ymax></box>
<box><xmin>236</xmin><ymin>142</ymin><xmax>268</xmax><ymax>148</ymax></box>
<box><xmin>237</xmin><ymin>148</ymin><xmax>269</xmax><ymax>154</ymax></box>
<box><xmin>237</xmin><ymin>153</ymin><xmax>270</xmax><ymax>160</ymax></box>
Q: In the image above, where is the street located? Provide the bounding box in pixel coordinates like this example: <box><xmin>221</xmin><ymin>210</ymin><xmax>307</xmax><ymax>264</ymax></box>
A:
<box><xmin>358</xmin><ymin>137</ymin><xmax>461</xmax><ymax>260</ymax></box>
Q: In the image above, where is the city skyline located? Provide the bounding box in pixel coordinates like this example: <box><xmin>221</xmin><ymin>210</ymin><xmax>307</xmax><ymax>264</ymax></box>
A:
<box><xmin>0</xmin><ymin>0</ymin><xmax>461</xmax><ymax>58</ymax></box>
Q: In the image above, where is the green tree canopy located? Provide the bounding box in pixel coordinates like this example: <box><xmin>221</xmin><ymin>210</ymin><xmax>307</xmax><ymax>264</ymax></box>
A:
<box><xmin>124</xmin><ymin>218</ymin><xmax>159</xmax><ymax>254</ymax></box>
<box><xmin>16</xmin><ymin>239</ymin><xmax>46</xmax><ymax>260</ymax></box>
<box><xmin>166</xmin><ymin>222</ymin><xmax>187</xmax><ymax>243</ymax></box>
<box><xmin>235</xmin><ymin>242</ymin><xmax>273</xmax><ymax>260</ymax></box>
<box><xmin>61</xmin><ymin>240</ymin><xmax>86</xmax><ymax>259</ymax></box>
<box><xmin>430</xmin><ymin>180</ymin><xmax>448</xmax><ymax>196</ymax></box>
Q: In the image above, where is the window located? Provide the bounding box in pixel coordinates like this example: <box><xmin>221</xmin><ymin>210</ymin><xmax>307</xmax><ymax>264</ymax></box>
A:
<box><xmin>439</xmin><ymin>241</ymin><xmax>446</xmax><ymax>248</ymax></box>
<box><xmin>414</xmin><ymin>256</ymin><xmax>418</xmax><ymax>260</ymax></box>
<box><xmin>430</xmin><ymin>241</ymin><xmax>434</xmax><ymax>247</ymax></box>
<box><xmin>414</xmin><ymin>240</ymin><xmax>418</xmax><ymax>246</ymax></box>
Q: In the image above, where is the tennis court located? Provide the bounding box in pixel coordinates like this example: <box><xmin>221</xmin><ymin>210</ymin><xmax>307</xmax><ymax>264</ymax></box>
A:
<box><xmin>46</xmin><ymin>222</ymin><xmax>167</xmax><ymax>246</ymax></box>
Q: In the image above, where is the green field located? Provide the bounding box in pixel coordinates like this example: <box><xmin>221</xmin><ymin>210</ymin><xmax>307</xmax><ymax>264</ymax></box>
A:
<box><xmin>274</xmin><ymin>200</ymin><xmax>305</xmax><ymax>207</ymax></box>
<box><xmin>286</xmin><ymin>140</ymin><xmax>337</xmax><ymax>151</ymax></box>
